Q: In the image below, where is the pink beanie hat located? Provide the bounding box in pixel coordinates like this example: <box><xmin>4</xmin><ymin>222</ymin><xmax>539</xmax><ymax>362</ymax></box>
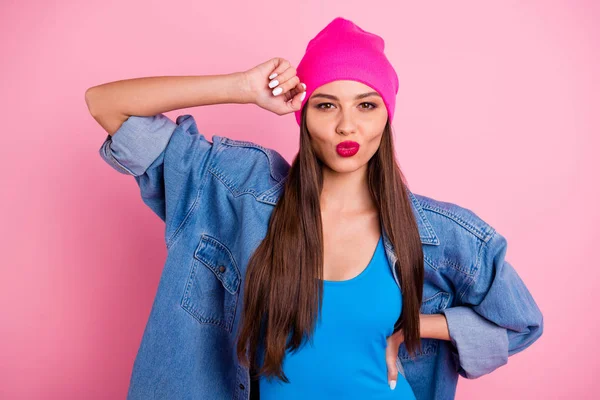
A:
<box><xmin>295</xmin><ymin>17</ymin><xmax>399</xmax><ymax>126</ymax></box>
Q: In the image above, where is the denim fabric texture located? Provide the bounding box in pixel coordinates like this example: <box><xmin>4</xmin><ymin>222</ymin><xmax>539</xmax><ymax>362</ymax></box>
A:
<box><xmin>99</xmin><ymin>113</ymin><xmax>544</xmax><ymax>400</ymax></box>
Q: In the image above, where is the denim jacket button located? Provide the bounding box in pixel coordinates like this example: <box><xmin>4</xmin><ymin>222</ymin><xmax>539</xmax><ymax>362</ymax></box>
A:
<box><xmin>219</xmin><ymin>265</ymin><xmax>226</xmax><ymax>273</ymax></box>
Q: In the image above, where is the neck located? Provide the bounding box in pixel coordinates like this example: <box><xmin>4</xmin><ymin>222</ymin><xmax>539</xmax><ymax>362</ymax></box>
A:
<box><xmin>319</xmin><ymin>164</ymin><xmax>374</xmax><ymax>214</ymax></box>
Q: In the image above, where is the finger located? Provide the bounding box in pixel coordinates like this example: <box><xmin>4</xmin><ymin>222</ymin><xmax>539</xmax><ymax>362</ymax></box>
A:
<box><xmin>282</xmin><ymin>77</ymin><xmax>303</xmax><ymax>102</ymax></box>
<box><xmin>268</xmin><ymin>66</ymin><xmax>297</xmax><ymax>95</ymax></box>
<box><xmin>269</xmin><ymin>64</ymin><xmax>296</xmax><ymax>86</ymax></box>
<box><xmin>287</xmin><ymin>82</ymin><xmax>306</xmax><ymax>112</ymax></box>
<box><xmin>276</xmin><ymin>75</ymin><xmax>300</xmax><ymax>98</ymax></box>
<box><xmin>386</xmin><ymin>362</ymin><xmax>398</xmax><ymax>390</ymax></box>
<box><xmin>385</xmin><ymin>344</ymin><xmax>398</xmax><ymax>390</ymax></box>
<box><xmin>267</xmin><ymin>58</ymin><xmax>290</xmax><ymax>81</ymax></box>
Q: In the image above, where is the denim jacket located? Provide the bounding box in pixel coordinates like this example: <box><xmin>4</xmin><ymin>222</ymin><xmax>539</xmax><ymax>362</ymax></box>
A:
<box><xmin>98</xmin><ymin>113</ymin><xmax>544</xmax><ymax>400</ymax></box>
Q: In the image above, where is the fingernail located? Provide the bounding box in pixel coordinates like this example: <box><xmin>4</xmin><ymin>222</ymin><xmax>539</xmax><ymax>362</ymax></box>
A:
<box><xmin>272</xmin><ymin>87</ymin><xmax>283</xmax><ymax>96</ymax></box>
<box><xmin>269</xmin><ymin>73</ymin><xmax>278</xmax><ymax>79</ymax></box>
<box><xmin>301</xmin><ymin>83</ymin><xmax>306</xmax><ymax>90</ymax></box>
<box><xmin>268</xmin><ymin>79</ymin><xmax>279</xmax><ymax>89</ymax></box>
<box><xmin>300</xmin><ymin>91</ymin><xmax>306</xmax><ymax>101</ymax></box>
<box><xmin>389</xmin><ymin>380</ymin><xmax>396</xmax><ymax>390</ymax></box>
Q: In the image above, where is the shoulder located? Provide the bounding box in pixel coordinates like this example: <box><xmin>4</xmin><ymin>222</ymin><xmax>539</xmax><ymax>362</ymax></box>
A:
<box><xmin>209</xmin><ymin>135</ymin><xmax>290</xmax><ymax>198</ymax></box>
<box><xmin>411</xmin><ymin>191</ymin><xmax>501</xmax><ymax>279</ymax></box>
<box><xmin>215</xmin><ymin>136</ymin><xmax>290</xmax><ymax>181</ymax></box>
<box><xmin>412</xmin><ymin>192</ymin><xmax>496</xmax><ymax>244</ymax></box>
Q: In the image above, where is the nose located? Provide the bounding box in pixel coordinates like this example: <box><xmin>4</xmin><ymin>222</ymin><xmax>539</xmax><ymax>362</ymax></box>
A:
<box><xmin>336</xmin><ymin>109</ymin><xmax>357</xmax><ymax>135</ymax></box>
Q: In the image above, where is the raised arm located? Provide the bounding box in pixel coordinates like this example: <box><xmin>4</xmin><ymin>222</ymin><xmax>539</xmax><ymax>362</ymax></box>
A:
<box><xmin>87</xmin><ymin>59</ymin><xmax>306</xmax><ymax>248</ymax></box>
<box><xmin>85</xmin><ymin>73</ymin><xmax>252</xmax><ymax>136</ymax></box>
<box><xmin>85</xmin><ymin>57</ymin><xmax>308</xmax><ymax>137</ymax></box>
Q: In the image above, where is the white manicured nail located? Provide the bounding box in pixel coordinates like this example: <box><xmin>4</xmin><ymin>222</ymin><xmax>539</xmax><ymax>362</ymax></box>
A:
<box><xmin>272</xmin><ymin>87</ymin><xmax>283</xmax><ymax>96</ymax></box>
<box><xmin>389</xmin><ymin>380</ymin><xmax>396</xmax><ymax>390</ymax></box>
<box><xmin>268</xmin><ymin>79</ymin><xmax>279</xmax><ymax>89</ymax></box>
<box><xmin>301</xmin><ymin>83</ymin><xmax>306</xmax><ymax>90</ymax></box>
<box><xmin>269</xmin><ymin>73</ymin><xmax>278</xmax><ymax>79</ymax></box>
<box><xmin>300</xmin><ymin>91</ymin><xmax>306</xmax><ymax>101</ymax></box>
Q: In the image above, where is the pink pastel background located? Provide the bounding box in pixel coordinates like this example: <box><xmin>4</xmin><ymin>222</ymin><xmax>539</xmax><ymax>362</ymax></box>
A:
<box><xmin>1</xmin><ymin>0</ymin><xmax>598</xmax><ymax>398</ymax></box>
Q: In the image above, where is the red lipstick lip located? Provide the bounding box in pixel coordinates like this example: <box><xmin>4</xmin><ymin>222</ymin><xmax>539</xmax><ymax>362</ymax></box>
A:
<box><xmin>336</xmin><ymin>141</ymin><xmax>360</xmax><ymax>157</ymax></box>
<box><xmin>337</xmin><ymin>140</ymin><xmax>359</xmax><ymax>149</ymax></box>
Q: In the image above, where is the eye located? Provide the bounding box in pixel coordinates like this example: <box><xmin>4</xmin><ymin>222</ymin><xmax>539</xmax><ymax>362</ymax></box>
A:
<box><xmin>360</xmin><ymin>102</ymin><xmax>377</xmax><ymax>109</ymax></box>
<box><xmin>316</xmin><ymin>102</ymin><xmax>334</xmax><ymax>109</ymax></box>
<box><xmin>315</xmin><ymin>102</ymin><xmax>378</xmax><ymax>110</ymax></box>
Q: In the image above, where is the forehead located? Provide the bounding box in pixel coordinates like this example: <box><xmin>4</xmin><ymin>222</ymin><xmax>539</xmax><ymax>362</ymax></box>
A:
<box><xmin>314</xmin><ymin>79</ymin><xmax>376</xmax><ymax>94</ymax></box>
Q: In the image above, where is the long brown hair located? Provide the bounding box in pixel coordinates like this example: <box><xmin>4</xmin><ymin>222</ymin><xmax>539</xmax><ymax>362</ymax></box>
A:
<box><xmin>235</xmin><ymin>104</ymin><xmax>424</xmax><ymax>383</ymax></box>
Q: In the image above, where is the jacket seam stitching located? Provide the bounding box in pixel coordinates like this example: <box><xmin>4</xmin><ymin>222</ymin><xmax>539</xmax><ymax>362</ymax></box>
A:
<box><xmin>419</xmin><ymin>204</ymin><xmax>491</xmax><ymax>241</ymax></box>
<box><xmin>166</xmin><ymin>186</ymin><xmax>202</xmax><ymax>250</ymax></box>
<box><xmin>165</xmin><ymin>137</ymin><xmax>218</xmax><ymax>249</ymax></box>
<box><xmin>457</xmin><ymin>230</ymin><xmax>492</xmax><ymax>302</ymax></box>
<box><xmin>423</xmin><ymin>253</ymin><xmax>474</xmax><ymax>277</ymax></box>
<box><xmin>220</xmin><ymin>139</ymin><xmax>281</xmax><ymax>181</ymax></box>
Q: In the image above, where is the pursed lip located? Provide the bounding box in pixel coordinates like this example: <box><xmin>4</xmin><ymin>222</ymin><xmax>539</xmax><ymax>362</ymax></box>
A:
<box><xmin>336</xmin><ymin>140</ymin><xmax>359</xmax><ymax>149</ymax></box>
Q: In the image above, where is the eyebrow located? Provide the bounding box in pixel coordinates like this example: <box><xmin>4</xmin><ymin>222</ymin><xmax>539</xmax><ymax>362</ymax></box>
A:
<box><xmin>310</xmin><ymin>92</ymin><xmax>382</xmax><ymax>101</ymax></box>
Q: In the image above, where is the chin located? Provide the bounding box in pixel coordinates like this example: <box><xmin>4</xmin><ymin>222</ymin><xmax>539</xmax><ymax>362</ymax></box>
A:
<box><xmin>323</xmin><ymin>158</ymin><xmax>365</xmax><ymax>173</ymax></box>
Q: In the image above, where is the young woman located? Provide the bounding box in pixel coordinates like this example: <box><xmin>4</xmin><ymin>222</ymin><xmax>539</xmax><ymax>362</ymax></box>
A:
<box><xmin>87</xmin><ymin>17</ymin><xmax>543</xmax><ymax>400</ymax></box>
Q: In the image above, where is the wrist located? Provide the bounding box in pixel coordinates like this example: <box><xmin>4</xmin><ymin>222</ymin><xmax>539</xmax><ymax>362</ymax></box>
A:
<box><xmin>420</xmin><ymin>313</ymin><xmax>451</xmax><ymax>341</ymax></box>
<box><xmin>233</xmin><ymin>71</ymin><xmax>254</xmax><ymax>104</ymax></box>
<box><xmin>419</xmin><ymin>314</ymin><xmax>428</xmax><ymax>338</ymax></box>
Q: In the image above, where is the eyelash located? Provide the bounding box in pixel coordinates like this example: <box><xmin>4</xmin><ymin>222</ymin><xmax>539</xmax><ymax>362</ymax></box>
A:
<box><xmin>315</xmin><ymin>102</ymin><xmax>377</xmax><ymax>110</ymax></box>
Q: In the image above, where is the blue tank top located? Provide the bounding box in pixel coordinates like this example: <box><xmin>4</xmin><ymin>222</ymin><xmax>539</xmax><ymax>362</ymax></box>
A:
<box><xmin>257</xmin><ymin>235</ymin><xmax>416</xmax><ymax>399</ymax></box>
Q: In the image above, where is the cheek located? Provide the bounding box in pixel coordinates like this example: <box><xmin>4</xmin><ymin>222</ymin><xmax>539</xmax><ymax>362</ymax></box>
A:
<box><xmin>365</xmin><ymin>134</ymin><xmax>384</xmax><ymax>156</ymax></box>
<box><xmin>304</xmin><ymin>130</ymin><xmax>326</xmax><ymax>156</ymax></box>
<box><xmin>311</xmin><ymin>136</ymin><xmax>331</xmax><ymax>158</ymax></box>
<box><xmin>306</xmin><ymin>113</ymin><xmax>332</xmax><ymax>133</ymax></box>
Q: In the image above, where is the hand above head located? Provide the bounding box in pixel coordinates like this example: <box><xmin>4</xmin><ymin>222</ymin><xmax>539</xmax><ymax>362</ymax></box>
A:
<box><xmin>241</xmin><ymin>57</ymin><xmax>307</xmax><ymax>116</ymax></box>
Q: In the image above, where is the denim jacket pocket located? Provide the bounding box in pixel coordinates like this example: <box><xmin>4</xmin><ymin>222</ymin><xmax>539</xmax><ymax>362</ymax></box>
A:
<box><xmin>180</xmin><ymin>234</ymin><xmax>241</xmax><ymax>333</ymax></box>
<box><xmin>398</xmin><ymin>290</ymin><xmax>451</xmax><ymax>361</ymax></box>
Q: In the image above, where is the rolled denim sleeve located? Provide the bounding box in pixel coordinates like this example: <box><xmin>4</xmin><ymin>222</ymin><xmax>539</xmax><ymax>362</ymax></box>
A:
<box><xmin>99</xmin><ymin>114</ymin><xmax>177</xmax><ymax>176</ymax></box>
<box><xmin>440</xmin><ymin>229</ymin><xmax>544</xmax><ymax>379</ymax></box>
<box><xmin>99</xmin><ymin>114</ymin><xmax>214</xmax><ymax>247</ymax></box>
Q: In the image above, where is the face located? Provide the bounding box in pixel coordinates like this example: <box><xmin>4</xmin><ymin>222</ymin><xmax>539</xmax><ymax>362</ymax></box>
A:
<box><xmin>304</xmin><ymin>80</ymin><xmax>388</xmax><ymax>174</ymax></box>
